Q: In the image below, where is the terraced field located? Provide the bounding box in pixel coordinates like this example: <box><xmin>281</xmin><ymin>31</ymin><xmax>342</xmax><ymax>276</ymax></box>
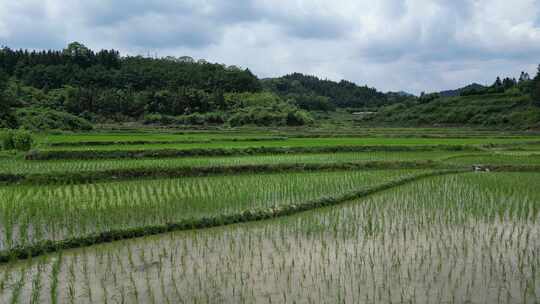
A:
<box><xmin>39</xmin><ymin>136</ymin><xmax>540</xmax><ymax>151</ymax></box>
<box><xmin>0</xmin><ymin>129</ymin><xmax>539</xmax><ymax>303</ymax></box>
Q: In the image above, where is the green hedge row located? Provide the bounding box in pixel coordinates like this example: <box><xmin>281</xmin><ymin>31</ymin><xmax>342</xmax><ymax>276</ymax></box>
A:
<box><xmin>0</xmin><ymin>169</ymin><xmax>466</xmax><ymax>263</ymax></box>
<box><xmin>0</xmin><ymin>161</ymin><xmax>454</xmax><ymax>185</ymax></box>
<box><xmin>26</xmin><ymin>145</ymin><xmax>480</xmax><ymax>160</ymax></box>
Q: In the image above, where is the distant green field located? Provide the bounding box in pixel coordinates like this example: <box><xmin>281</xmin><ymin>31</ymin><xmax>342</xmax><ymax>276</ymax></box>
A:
<box><xmin>40</xmin><ymin>136</ymin><xmax>540</xmax><ymax>151</ymax></box>
<box><xmin>39</xmin><ymin>127</ymin><xmax>539</xmax><ymax>144</ymax></box>
<box><xmin>41</xmin><ymin>132</ymin><xmax>282</xmax><ymax>144</ymax></box>
<box><xmin>0</xmin><ymin>151</ymin><xmax>468</xmax><ymax>175</ymax></box>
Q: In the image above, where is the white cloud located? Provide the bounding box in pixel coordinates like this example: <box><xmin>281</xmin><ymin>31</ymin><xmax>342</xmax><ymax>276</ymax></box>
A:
<box><xmin>1</xmin><ymin>0</ymin><xmax>539</xmax><ymax>93</ymax></box>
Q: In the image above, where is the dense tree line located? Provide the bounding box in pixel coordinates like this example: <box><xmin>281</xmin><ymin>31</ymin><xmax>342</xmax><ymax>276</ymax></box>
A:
<box><xmin>0</xmin><ymin>42</ymin><xmax>260</xmax><ymax>93</ymax></box>
<box><xmin>1</xmin><ymin>42</ymin><xmax>539</xmax><ymax>130</ymax></box>
<box><xmin>364</xmin><ymin>69</ymin><xmax>540</xmax><ymax>129</ymax></box>
<box><xmin>0</xmin><ymin>42</ymin><xmax>306</xmax><ymax>128</ymax></box>
<box><xmin>459</xmin><ymin>73</ymin><xmax>532</xmax><ymax>97</ymax></box>
<box><xmin>531</xmin><ymin>66</ymin><xmax>540</xmax><ymax>107</ymax></box>
<box><xmin>0</xmin><ymin>68</ymin><xmax>16</xmax><ymax>128</ymax></box>
<box><xmin>262</xmin><ymin>73</ymin><xmax>388</xmax><ymax>110</ymax></box>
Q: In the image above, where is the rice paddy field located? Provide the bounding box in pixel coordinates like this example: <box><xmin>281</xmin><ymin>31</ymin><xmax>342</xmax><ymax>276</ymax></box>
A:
<box><xmin>0</xmin><ymin>128</ymin><xmax>539</xmax><ymax>303</ymax></box>
<box><xmin>38</xmin><ymin>136</ymin><xmax>540</xmax><ymax>152</ymax></box>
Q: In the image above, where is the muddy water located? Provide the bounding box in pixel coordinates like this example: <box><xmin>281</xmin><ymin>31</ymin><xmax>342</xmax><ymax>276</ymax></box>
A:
<box><xmin>1</xmin><ymin>216</ymin><xmax>538</xmax><ymax>303</ymax></box>
<box><xmin>1</xmin><ymin>173</ymin><xmax>539</xmax><ymax>303</ymax></box>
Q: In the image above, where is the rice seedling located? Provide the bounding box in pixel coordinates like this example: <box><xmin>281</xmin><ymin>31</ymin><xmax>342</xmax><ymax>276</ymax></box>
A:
<box><xmin>443</xmin><ymin>153</ymin><xmax>540</xmax><ymax>166</ymax></box>
<box><xmin>40</xmin><ymin>136</ymin><xmax>540</xmax><ymax>152</ymax></box>
<box><xmin>0</xmin><ymin>172</ymin><xmax>537</xmax><ymax>304</ymax></box>
<box><xmin>0</xmin><ymin>169</ymin><xmax>431</xmax><ymax>251</ymax></box>
<box><xmin>0</xmin><ymin>151</ymin><xmax>466</xmax><ymax>175</ymax></box>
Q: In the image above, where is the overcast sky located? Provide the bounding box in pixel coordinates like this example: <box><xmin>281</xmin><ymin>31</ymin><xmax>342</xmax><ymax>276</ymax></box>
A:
<box><xmin>1</xmin><ymin>0</ymin><xmax>540</xmax><ymax>94</ymax></box>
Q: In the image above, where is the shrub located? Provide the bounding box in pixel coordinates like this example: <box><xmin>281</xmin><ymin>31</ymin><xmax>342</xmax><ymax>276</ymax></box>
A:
<box><xmin>143</xmin><ymin>113</ymin><xmax>177</xmax><ymax>125</ymax></box>
<box><xmin>228</xmin><ymin>108</ymin><xmax>285</xmax><ymax>126</ymax></box>
<box><xmin>0</xmin><ymin>129</ymin><xmax>34</xmax><ymax>151</ymax></box>
<box><xmin>145</xmin><ymin>112</ymin><xmax>227</xmax><ymax>126</ymax></box>
<box><xmin>15</xmin><ymin>107</ymin><xmax>93</xmax><ymax>131</ymax></box>
<box><xmin>0</xmin><ymin>129</ymin><xmax>14</xmax><ymax>150</ymax></box>
<box><xmin>12</xmin><ymin>130</ymin><xmax>33</xmax><ymax>151</ymax></box>
<box><xmin>286</xmin><ymin>110</ymin><xmax>314</xmax><ymax>126</ymax></box>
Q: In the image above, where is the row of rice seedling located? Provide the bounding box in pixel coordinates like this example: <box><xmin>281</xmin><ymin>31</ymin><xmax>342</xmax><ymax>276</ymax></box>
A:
<box><xmin>26</xmin><ymin>144</ymin><xmax>481</xmax><ymax>161</ymax></box>
<box><xmin>0</xmin><ymin>169</ymin><xmax>434</xmax><ymax>251</ymax></box>
<box><xmin>443</xmin><ymin>153</ymin><xmax>540</xmax><ymax>166</ymax></box>
<box><xmin>40</xmin><ymin>136</ymin><xmax>540</xmax><ymax>152</ymax></box>
<box><xmin>0</xmin><ymin>151</ymin><xmax>469</xmax><ymax>175</ymax></box>
<box><xmin>42</xmin><ymin>128</ymin><xmax>533</xmax><ymax>145</ymax></box>
<box><xmin>44</xmin><ymin>137</ymin><xmax>289</xmax><ymax>147</ymax></box>
<box><xmin>1</xmin><ymin>172</ymin><xmax>537</xmax><ymax>303</ymax></box>
<box><xmin>0</xmin><ymin>161</ymin><xmax>455</xmax><ymax>187</ymax></box>
<box><xmin>41</xmin><ymin>131</ymin><xmax>281</xmax><ymax>144</ymax></box>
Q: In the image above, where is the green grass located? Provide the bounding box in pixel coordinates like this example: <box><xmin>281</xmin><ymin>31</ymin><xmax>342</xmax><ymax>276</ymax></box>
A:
<box><xmin>1</xmin><ymin>172</ymin><xmax>538</xmax><ymax>303</ymax></box>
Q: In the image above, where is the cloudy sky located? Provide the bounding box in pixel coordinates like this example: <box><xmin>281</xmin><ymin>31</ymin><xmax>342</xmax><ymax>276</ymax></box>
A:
<box><xmin>1</xmin><ymin>0</ymin><xmax>540</xmax><ymax>94</ymax></box>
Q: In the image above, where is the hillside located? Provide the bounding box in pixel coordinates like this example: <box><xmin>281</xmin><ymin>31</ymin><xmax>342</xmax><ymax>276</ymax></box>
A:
<box><xmin>438</xmin><ymin>83</ymin><xmax>486</xmax><ymax>97</ymax></box>
<box><xmin>262</xmin><ymin>73</ymin><xmax>388</xmax><ymax>110</ymax></box>
<box><xmin>1</xmin><ymin>42</ymin><xmax>540</xmax><ymax>131</ymax></box>
<box><xmin>362</xmin><ymin>92</ymin><xmax>540</xmax><ymax>129</ymax></box>
<box><xmin>0</xmin><ymin>43</ymin><xmax>316</xmax><ymax>129</ymax></box>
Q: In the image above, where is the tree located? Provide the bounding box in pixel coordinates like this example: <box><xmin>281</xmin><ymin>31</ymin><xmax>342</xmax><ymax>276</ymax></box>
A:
<box><xmin>502</xmin><ymin>77</ymin><xmax>516</xmax><ymax>90</ymax></box>
<box><xmin>531</xmin><ymin>65</ymin><xmax>540</xmax><ymax>107</ymax></box>
<box><xmin>493</xmin><ymin>77</ymin><xmax>503</xmax><ymax>88</ymax></box>
<box><xmin>0</xmin><ymin>68</ymin><xmax>17</xmax><ymax>127</ymax></box>
<box><xmin>519</xmin><ymin>71</ymin><xmax>530</xmax><ymax>83</ymax></box>
<box><xmin>63</xmin><ymin>42</ymin><xmax>91</xmax><ymax>58</ymax></box>
<box><xmin>63</xmin><ymin>42</ymin><xmax>93</xmax><ymax>67</ymax></box>
<box><xmin>178</xmin><ymin>56</ymin><xmax>195</xmax><ymax>64</ymax></box>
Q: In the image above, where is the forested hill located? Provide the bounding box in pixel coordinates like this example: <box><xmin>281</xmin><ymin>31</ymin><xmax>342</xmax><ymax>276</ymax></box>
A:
<box><xmin>0</xmin><ymin>43</ymin><xmax>262</xmax><ymax>93</ymax></box>
<box><xmin>1</xmin><ymin>42</ymin><xmax>540</xmax><ymax>130</ymax></box>
<box><xmin>0</xmin><ymin>42</ymin><xmax>390</xmax><ymax>130</ymax></box>
<box><xmin>262</xmin><ymin>73</ymin><xmax>387</xmax><ymax>110</ymax></box>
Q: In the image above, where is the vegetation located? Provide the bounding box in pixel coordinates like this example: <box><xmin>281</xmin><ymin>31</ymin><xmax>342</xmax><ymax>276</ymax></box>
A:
<box><xmin>0</xmin><ymin>129</ymin><xmax>34</xmax><ymax>151</ymax></box>
<box><xmin>0</xmin><ymin>169</ymin><xmax>433</xmax><ymax>252</ymax></box>
<box><xmin>365</xmin><ymin>92</ymin><xmax>540</xmax><ymax>128</ymax></box>
<box><xmin>0</xmin><ymin>171</ymin><xmax>538</xmax><ymax>303</ymax></box>
<box><xmin>15</xmin><ymin>107</ymin><xmax>93</xmax><ymax>131</ymax></box>
<box><xmin>0</xmin><ymin>68</ymin><xmax>17</xmax><ymax>128</ymax></box>
<box><xmin>0</xmin><ymin>127</ymin><xmax>537</xmax><ymax>304</ymax></box>
<box><xmin>262</xmin><ymin>73</ymin><xmax>387</xmax><ymax>109</ymax></box>
<box><xmin>0</xmin><ymin>39</ymin><xmax>540</xmax><ymax>304</ymax></box>
<box><xmin>2</xmin><ymin>43</ymin><xmax>540</xmax><ymax>129</ymax></box>
<box><xmin>0</xmin><ymin>43</ymin><xmax>315</xmax><ymax>128</ymax></box>
<box><xmin>359</xmin><ymin>69</ymin><xmax>540</xmax><ymax>129</ymax></box>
